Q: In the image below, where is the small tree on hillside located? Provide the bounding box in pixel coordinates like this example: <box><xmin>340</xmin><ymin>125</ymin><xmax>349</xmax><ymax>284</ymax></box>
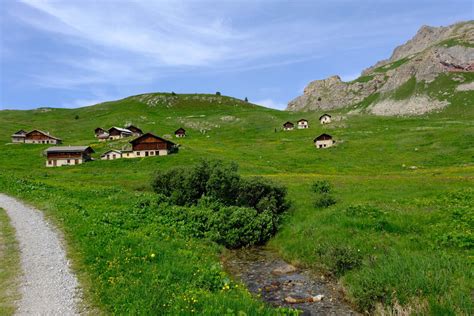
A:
<box><xmin>244</xmin><ymin>97</ymin><xmax>248</xmax><ymax>102</ymax></box>
<box><xmin>216</xmin><ymin>91</ymin><xmax>221</xmax><ymax>96</ymax></box>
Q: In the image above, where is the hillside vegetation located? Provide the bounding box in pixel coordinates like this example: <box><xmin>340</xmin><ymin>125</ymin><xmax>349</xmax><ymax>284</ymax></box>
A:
<box><xmin>0</xmin><ymin>92</ymin><xmax>473</xmax><ymax>314</ymax></box>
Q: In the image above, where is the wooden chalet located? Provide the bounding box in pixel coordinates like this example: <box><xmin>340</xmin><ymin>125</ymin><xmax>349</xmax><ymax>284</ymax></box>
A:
<box><xmin>11</xmin><ymin>130</ymin><xmax>27</xmax><ymax>143</ymax></box>
<box><xmin>129</xmin><ymin>133</ymin><xmax>177</xmax><ymax>157</ymax></box>
<box><xmin>125</xmin><ymin>125</ymin><xmax>144</xmax><ymax>137</ymax></box>
<box><xmin>297</xmin><ymin>119</ymin><xmax>309</xmax><ymax>129</ymax></box>
<box><xmin>108</xmin><ymin>127</ymin><xmax>132</xmax><ymax>140</ymax></box>
<box><xmin>174</xmin><ymin>127</ymin><xmax>186</xmax><ymax>138</ymax></box>
<box><xmin>283</xmin><ymin>121</ymin><xmax>294</xmax><ymax>131</ymax></box>
<box><xmin>314</xmin><ymin>133</ymin><xmax>335</xmax><ymax>149</ymax></box>
<box><xmin>44</xmin><ymin>146</ymin><xmax>94</xmax><ymax>167</ymax></box>
<box><xmin>24</xmin><ymin>130</ymin><xmax>62</xmax><ymax>144</ymax></box>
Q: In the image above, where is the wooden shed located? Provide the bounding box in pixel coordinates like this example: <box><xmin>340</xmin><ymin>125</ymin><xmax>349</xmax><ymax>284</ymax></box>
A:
<box><xmin>125</xmin><ymin>125</ymin><xmax>144</xmax><ymax>137</ymax></box>
<box><xmin>108</xmin><ymin>127</ymin><xmax>132</xmax><ymax>140</ymax></box>
<box><xmin>174</xmin><ymin>128</ymin><xmax>186</xmax><ymax>138</ymax></box>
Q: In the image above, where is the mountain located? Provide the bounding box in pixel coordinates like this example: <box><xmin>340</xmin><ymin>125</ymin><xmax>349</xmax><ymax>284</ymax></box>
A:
<box><xmin>287</xmin><ymin>21</ymin><xmax>474</xmax><ymax>115</ymax></box>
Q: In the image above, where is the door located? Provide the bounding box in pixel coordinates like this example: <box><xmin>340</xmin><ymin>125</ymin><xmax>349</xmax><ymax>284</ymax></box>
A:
<box><xmin>145</xmin><ymin>151</ymin><xmax>149</xmax><ymax>157</ymax></box>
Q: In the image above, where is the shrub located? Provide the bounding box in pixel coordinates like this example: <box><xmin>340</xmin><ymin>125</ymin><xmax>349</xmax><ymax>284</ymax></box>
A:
<box><xmin>326</xmin><ymin>246</ymin><xmax>362</xmax><ymax>276</ymax></box>
<box><xmin>314</xmin><ymin>193</ymin><xmax>336</xmax><ymax>208</ymax></box>
<box><xmin>215</xmin><ymin>91</ymin><xmax>221</xmax><ymax>96</ymax></box>
<box><xmin>311</xmin><ymin>180</ymin><xmax>332</xmax><ymax>194</ymax></box>
<box><xmin>236</xmin><ymin>176</ymin><xmax>289</xmax><ymax>215</ymax></box>
<box><xmin>151</xmin><ymin>160</ymin><xmax>288</xmax><ymax>248</ymax></box>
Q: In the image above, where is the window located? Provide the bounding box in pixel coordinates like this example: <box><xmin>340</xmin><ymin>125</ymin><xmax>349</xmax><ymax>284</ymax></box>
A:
<box><xmin>112</xmin><ymin>154</ymin><xmax>116</xmax><ymax>159</ymax></box>
<box><xmin>137</xmin><ymin>152</ymin><xmax>140</xmax><ymax>156</ymax></box>
<box><xmin>155</xmin><ymin>151</ymin><xmax>159</xmax><ymax>156</ymax></box>
<box><xmin>48</xmin><ymin>160</ymin><xmax>52</xmax><ymax>165</ymax></box>
<box><xmin>67</xmin><ymin>159</ymin><xmax>70</xmax><ymax>163</ymax></box>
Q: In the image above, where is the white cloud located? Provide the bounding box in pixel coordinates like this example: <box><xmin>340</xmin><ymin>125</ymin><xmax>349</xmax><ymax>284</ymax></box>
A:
<box><xmin>255</xmin><ymin>98</ymin><xmax>286</xmax><ymax>110</ymax></box>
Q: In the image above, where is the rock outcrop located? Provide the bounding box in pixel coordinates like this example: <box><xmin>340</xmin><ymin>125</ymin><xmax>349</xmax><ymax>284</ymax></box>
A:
<box><xmin>287</xmin><ymin>21</ymin><xmax>474</xmax><ymax>115</ymax></box>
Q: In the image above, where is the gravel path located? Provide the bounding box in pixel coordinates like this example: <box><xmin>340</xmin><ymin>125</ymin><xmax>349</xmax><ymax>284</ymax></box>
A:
<box><xmin>0</xmin><ymin>194</ymin><xmax>82</xmax><ymax>315</ymax></box>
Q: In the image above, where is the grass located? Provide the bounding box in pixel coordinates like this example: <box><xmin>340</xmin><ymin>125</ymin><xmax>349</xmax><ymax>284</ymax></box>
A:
<box><xmin>372</xmin><ymin>57</ymin><xmax>411</xmax><ymax>73</ymax></box>
<box><xmin>0</xmin><ymin>89</ymin><xmax>473</xmax><ymax>314</ymax></box>
<box><xmin>0</xmin><ymin>208</ymin><xmax>20</xmax><ymax>316</ymax></box>
<box><xmin>350</xmin><ymin>75</ymin><xmax>374</xmax><ymax>83</ymax></box>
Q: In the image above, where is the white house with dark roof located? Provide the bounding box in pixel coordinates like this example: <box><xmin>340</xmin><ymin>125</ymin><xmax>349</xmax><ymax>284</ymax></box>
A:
<box><xmin>100</xmin><ymin>149</ymin><xmax>122</xmax><ymax>160</ymax></box>
<box><xmin>297</xmin><ymin>119</ymin><xmax>309</xmax><ymax>129</ymax></box>
<box><xmin>319</xmin><ymin>114</ymin><xmax>332</xmax><ymax>124</ymax></box>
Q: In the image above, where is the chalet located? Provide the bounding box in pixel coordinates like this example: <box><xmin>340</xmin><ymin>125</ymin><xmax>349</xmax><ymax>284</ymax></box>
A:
<box><xmin>125</xmin><ymin>125</ymin><xmax>144</xmax><ymax>137</ymax></box>
<box><xmin>108</xmin><ymin>127</ymin><xmax>132</xmax><ymax>140</ymax></box>
<box><xmin>24</xmin><ymin>130</ymin><xmax>62</xmax><ymax>144</ymax></box>
<box><xmin>175</xmin><ymin>127</ymin><xmax>186</xmax><ymax>138</ymax></box>
<box><xmin>100</xmin><ymin>149</ymin><xmax>122</xmax><ymax>160</ymax></box>
<box><xmin>314</xmin><ymin>133</ymin><xmax>335</xmax><ymax>149</ymax></box>
<box><xmin>11</xmin><ymin>130</ymin><xmax>27</xmax><ymax>143</ymax></box>
<box><xmin>319</xmin><ymin>114</ymin><xmax>332</xmax><ymax>124</ymax></box>
<box><xmin>94</xmin><ymin>127</ymin><xmax>107</xmax><ymax>137</ymax></box>
<box><xmin>98</xmin><ymin>134</ymin><xmax>110</xmax><ymax>142</ymax></box>
<box><xmin>129</xmin><ymin>133</ymin><xmax>177</xmax><ymax>158</ymax></box>
<box><xmin>297</xmin><ymin>119</ymin><xmax>309</xmax><ymax>129</ymax></box>
<box><xmin>283</xmin><ymin>122</ymin><xmax>294</xmax><ymax>131</ymax></box>
<box><xmin>44</xmin><ymin>146</ymin><xmax>94</xmax><ymax>167</ymax></box>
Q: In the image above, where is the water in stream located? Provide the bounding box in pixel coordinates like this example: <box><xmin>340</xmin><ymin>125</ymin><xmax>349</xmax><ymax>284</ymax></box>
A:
<box><xmin>223</xmin><ymin>247</ymin><xmax>358</xmax><ymax>315</ymax></box>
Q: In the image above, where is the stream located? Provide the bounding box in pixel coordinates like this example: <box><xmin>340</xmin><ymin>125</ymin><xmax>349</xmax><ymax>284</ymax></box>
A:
<box><xmin>223</xmin><ymin>247</ymin><xmax>358</xmax><ymax>315</ymax></box>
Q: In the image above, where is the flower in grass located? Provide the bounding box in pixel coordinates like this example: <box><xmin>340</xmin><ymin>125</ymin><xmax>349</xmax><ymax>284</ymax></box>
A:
<box><xmin>150</xmin><ymin>253</ymin><xmax>156</xmax><ymax>258</ymax></box>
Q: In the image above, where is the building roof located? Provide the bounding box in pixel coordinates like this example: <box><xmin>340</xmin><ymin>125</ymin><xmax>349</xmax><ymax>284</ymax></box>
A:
<box><xmin>126</xmin><ymin>125</ymin><xmax>143</xmax><ymax>133</ymax></box>
<box><xmin>109</xmin><ymin>127</ymin><xmax>132</xmax><ymax>134</ymax></box>
<box><xmin>314</xmin><ymin>133</ymin><xmax>333</xmax><ymax>141</ymax></box>
<box><xmin>175</xmin><ymin>127</ymin><xmax>186</xmax><ymax>134</ymax></box>
<box><xmin>12</xmin><ymin>129</ymin><xmax>27</xmax><ymax>136</ymax></box>
<box><xmin>44</xmin><ymin>146</ymin><xmax>94</xmax><ymax>153</ymax></box>
<box><xmin>25</xmin><ymin>129</ymin><xmax>62</xmax><ymax>140</ymax></box>
<box><xmin>130</xmin><ymin>132</ymin><xmax>176</xmax><ymax>146</ymax></box>
<box><xmin>283</xmin><ymin>121</ymin><xmax>294</xmax><ymax>126</ymax></box>
<box><xmin>100</xmin><ymin>149</ymin><xmax>122</xmax><ymax>157</ymax></box>
<box><xmin>319</xmin><ymin>114</ymin><xmax>331</xmax><ymax>120</ymax></box>
<box><xmin>297</xmin><ymin>119</ymin><xmax>308</xmax><ymax>123</ymax></box>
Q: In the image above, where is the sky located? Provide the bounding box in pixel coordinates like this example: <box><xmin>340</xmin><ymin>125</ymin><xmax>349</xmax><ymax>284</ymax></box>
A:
<box><xmin>0</xmin><ymin>0</ymin><xmax>472</xmax><ymax>110</ymax></box>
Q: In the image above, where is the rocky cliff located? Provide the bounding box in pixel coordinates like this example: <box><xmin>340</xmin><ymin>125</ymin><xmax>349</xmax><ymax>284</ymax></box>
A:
<box><xmin>287</xmin><ymin>21</ymin><xmax>474</xmax><ymax>115</ymax></box>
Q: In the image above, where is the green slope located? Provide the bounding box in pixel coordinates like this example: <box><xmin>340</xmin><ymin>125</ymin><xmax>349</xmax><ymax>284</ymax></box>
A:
<box><xmin>0</xmin><ymin>92</ymin><xmax>473</xmax><ymax>314</ymax></box>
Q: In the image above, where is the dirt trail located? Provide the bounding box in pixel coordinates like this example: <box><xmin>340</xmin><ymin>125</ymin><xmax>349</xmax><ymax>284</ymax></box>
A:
<box><xmin>223</xmin><ymin>247</ymin><xmax>358</xmax><ymax>315</ymax></box>
<box><xmin>0</xmin><ymin>194</ymin><xmax>82</xmax><ymax>315</ymax></box>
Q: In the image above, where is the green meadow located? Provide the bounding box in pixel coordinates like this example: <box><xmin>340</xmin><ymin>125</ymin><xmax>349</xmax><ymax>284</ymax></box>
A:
<box><xmin>0</xmin><ymin>74</ymin><xmax>473</xmax><ymax>314</ymax></box>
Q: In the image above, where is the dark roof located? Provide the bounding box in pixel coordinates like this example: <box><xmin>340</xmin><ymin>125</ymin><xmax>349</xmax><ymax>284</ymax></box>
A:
<box><xmin>130</xmin><ymin>132</ymin><xmax>176</xmax><ymax>146</ymax></box>
<box><xmin>297</xmin><ymin>119</ymin><xmax>308</xmax><ymax>123</ymax></box>
<box><xmin>126</xmin><ymin>125</ymin><xmax>143</xmax><ymax>133</ymax></box>
<box><xmin>109</xmin><ymin>126</ymin><xmax>132</xmax><ymax>134</ymax></box>
<box><xmin>44</xmin><ymin>146</ymin><xmax>94</xmax><ymax>153</ymax></box>
<box><xmin>26</xmin><ymin>129</ymin><xmax>62</xmax><ymax>140</ymax></box>
<box><xmin>95</xmin><ymin>127</ymin><xmax>105</xmax><ymax>131</ymax></box>
<box><xmin>175</xmin><ymin>127</ymin><xmax>186</xmax><ymax>134</ymax></box>
<box><xmin>314</xmin><ymin>133</ymin><xmax>333</xmax><ymax>141</ymax></box>
<box><xmin>319</xmin><ymin>114</ymin><xmax>331</xmax><ymax>120</ymax></box>
<box><xmin>12</xmin><ymin>129</ymin><xmax>27</xmax><ymax>136</ymax></box>
<box><xmin>283</xmin><ymin>121</ymin><xmax>294</xmax><ymax>126</ymax></box>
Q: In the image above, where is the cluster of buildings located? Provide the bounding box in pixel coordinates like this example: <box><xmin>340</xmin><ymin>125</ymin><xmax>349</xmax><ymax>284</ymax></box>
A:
<box><xmin>11</xmin><ymin>124</ymin><xmax>181</xmax><ymax>167</ymax></box>
<box><xmin>282</xmin><ymin>114</ymin><xmax>335</xmax><ymax>149</ymax></box>
<box><xmin>11</xmin><ymin>112</ymin><xmax>336</xmax><ymax>167</ymax></box>
<box><xmin>282</xmin><ymin>114</ymin><xmax>331</xmax><ymax>131</ymax></box>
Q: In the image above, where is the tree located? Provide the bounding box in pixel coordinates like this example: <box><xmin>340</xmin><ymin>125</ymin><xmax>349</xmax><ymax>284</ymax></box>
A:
<box><xmin>74</xmin><ymin>115</ymin><xmax>79</xmax><ymax>120</ymax></box>
<box><xmin>244</xmin><ymin>97</ymin><xmax>248</xmax><ymax>102</ymax></box>
<box><xmin>215</xmin><ymin>91</ymin><xmax>221</xmax><ymax>96</ymax></box>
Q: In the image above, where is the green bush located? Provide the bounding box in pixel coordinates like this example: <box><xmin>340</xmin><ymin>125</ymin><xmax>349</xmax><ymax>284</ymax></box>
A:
<box><xmin>311</xmin><ymin>180</ymin><xmax>332</xmax><ymax>194</ymax></box>
<box><xmin>151</xmin><ymin>160</ymin><xmax>288</xmax><ymax>248</ymax></box>
<box><xmin>314</xmin><ymin>193</ymin><xmax>337</xmax><ymax>208</ymax></box>
<box><xmin>326</xmin><ymin>246</ymin><xmax>362</xmax><ymax>276</ymax></box>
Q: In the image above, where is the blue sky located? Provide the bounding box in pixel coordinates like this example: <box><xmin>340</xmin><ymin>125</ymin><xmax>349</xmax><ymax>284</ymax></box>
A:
<box><xmin>0</xmin><ymin>0</ymin><xmax>472</xmax><ymax>110</ymax></box>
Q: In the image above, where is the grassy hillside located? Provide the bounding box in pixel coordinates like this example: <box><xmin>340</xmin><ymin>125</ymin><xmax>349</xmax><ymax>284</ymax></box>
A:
<box><xmin>0</xmin><ymin>92</ymin><xmax>473</xmax><ymax>314</ymax></box>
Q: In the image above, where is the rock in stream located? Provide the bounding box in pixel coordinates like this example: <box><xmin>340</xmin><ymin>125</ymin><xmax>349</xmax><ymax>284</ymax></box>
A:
<box><xmin>223</xmin><ymin>247</ymin><xmax>358</xmax><ymax>315</ymax></box>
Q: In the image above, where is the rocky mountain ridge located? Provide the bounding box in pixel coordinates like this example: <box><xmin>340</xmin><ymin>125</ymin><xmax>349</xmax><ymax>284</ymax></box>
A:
<box><xmin>287</xmin><ymin>21</ymin><xmax>474</xmax><ymax>115</ymax></box>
